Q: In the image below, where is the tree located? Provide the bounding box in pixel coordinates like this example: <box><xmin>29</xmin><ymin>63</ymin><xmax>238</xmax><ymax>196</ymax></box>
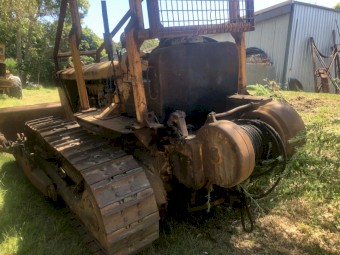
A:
<box><xmin>4</xmin><ymin>58</ymin><xmax>18</xmax><ymax>75</ymax></box>
<box><xmin>334</xmin><ymin>2</ymin><xmax>340</xmax><ymax>10</ymax></box>
<box><xmin>141</xmin><ymin>39</ymin><xmax>159</xmax><ymax>52</ymax></box>
<box><xmin>0</xmin><ymin>0</ymin><xmax>60</xmax><ymax>84</ymax></box>
<box><xmin>0</xmin><ymin>0</ymin><xmax>101</xmax><ymax>85</ymax></box>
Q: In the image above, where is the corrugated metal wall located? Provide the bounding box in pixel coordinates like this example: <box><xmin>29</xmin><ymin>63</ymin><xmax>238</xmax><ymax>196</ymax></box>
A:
<box><xmin>287</xmin><ymin>4</ymin><xmax>340</xmax><ymax>92</ymax></box>
<box><xmin>246</xmin><ymin>13</ymin><xmax>290</xmax><ymax>85</ymax></box>
<box><xmin>210</xmin><ymin>13</ymin><xmax>290</xmax><ymax>85</ymax></box>
<box><xmin>211</xmin><ymin>2</ymin><xmax>340</xmax><ymax>92</ymax></box>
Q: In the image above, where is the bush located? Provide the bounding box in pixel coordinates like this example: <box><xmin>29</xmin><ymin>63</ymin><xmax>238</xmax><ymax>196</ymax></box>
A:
<box><xmin>4</xmin><ymin>58</ymin><xmax>18</xmax><ymax>75</ymax></box>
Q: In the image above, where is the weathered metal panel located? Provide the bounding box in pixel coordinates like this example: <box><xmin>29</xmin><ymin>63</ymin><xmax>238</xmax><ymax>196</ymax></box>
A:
<box><xmin>212</xmin><ymin>2</ymin><xmax>340</xmax><ymax>92</ymax></box>
<box><xmin>0</xmin><ymin>103</ymin><xmax>64</xmax><ymax>140</ymax></box>
<box><xmin>148</xmin><ymin>41</ymin><xmax>239</xmax><ymax>120</ymax></box>
<box><xmin>143</xmin><ymin>0</ymin><xmax>255</xmax><ymax>39</ymax></box>
<box><xmin>210</xmin><ymin>11</ymin><xmax>290</xmax><ymax>85</ymax></box>
<box><xmin>245</xmin><ymin>13</ymin><xmax>290</xmax><ymax>85</ymax></box>
<box><xmin>286</xmin><ymin>3</ymin><xmax>340</xmax><ymax>92</ymax></box>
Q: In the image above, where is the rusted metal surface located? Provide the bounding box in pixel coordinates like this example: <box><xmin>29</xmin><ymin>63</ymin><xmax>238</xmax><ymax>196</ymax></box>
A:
<box><xmin>68</xmin><ymin>0</ymin><xmax>90</xmax><ymax>110</ymax></box>
<box><xmin>74</xmin><ymin>110</ymin><xmax>134</xmax><ymax>136</ymax></box>
<box><xmin>5</xmin><ymin>1</ymin><xmax>307</xmax><ymax>252</ymax></box>
<box><xmin>13</xmin><ymin>146</ymin><xmax>57</xmax><ymax>200</ymax></box>
<box><xmin>57</xmin><ymin>61</ymin><xmax>118</xmax><ymax>81</ymax></box>
<box><xmin>143</xmin><ymin>0</ymin><xmax>254</xmax><ymax>40</ymax></box>
<box><xmin>333</xmin><ymin>30</ymin><xmax>340</xmax><ymax>94</ymax></box>
<box><xmin>53</xmin><ymin>0</ymin><xmax>68</xmax><ymax>72</ymax></box>
<box><xmin>0</xmin><ymin>77</ymin><xmax>12</xmax><ymax>87</ymax></box>
<box><xmin>101</xmin><ymin>0</ymin><xmax>113</xmax><ymax>61</ymax></box>
<box><xmin>147</xmin><ymin>41</ymin><xmax>239</xmax><ymax>121</ymax></box>
<box><xmin>0</xmin><ymin>103</ymin><xmax>64</xmax><ymax>140</ymax></box>
<box><xmin>57</xmin><ymin>50</ymin><xmax>97</xmax><ymax>58</ymax></box>
<box><xmin>69</xmin><ymin>34</ymin><xmax>90</xmax><ymax>110</ymax></box>
<box><xmin>310</xmin><ymin>37</ymin><xmax>340</xmax><ymax>93</ymax></box>
<box><xmin>0</xmin><ymin>45</ymin><xmax>22</xmax><ymax>98</ymax></box>
<box><xmin>236</xmin><ymin>119</ymin><xmax>287</xmax><ymax>199</ymax></box>
<box><xmin>232</xmin><ymin>32</ymin><xmax>248</xmax><ymax>94</ymax></box>
<box><xmin>170</xmin><ymin>137</ymin><xmax>206</xmax><ymax>190</ymax></box>
<box><xmin>20</xmin><ymin>116</ymin><xmax>159</xmax><ymax>255</ymax></box>
<box><xmin>125</xmin><ymin>24</ymin><xmax>148</xmax><ymax>125</ymax></box>
<box><xmin>241</xmin><ymin>101</ymin><xmax>306</xmax><ymax>158</ymax></box>
<box><xmin>55</xmin><ymin>0</ymin><xmax>255</xmax><ymax>122</ymax></box>
<box><xmin>197</xmin><ymin>120</ymin><xmax>255</xmax><ymax>188</ymax></box>
<box><xmin>167</xmin><ymin>111</ymin><xmax>188</xmax><ymax>138</ymax></box>
<box><xmin>95</xmin><ymin>10</ymin><xmax>131</xmax><ymax>62</ymax></box>
<box><xmin>0</xmin><ymin>132</ymin><xmax>12</xmax><ymax>153</ymax></box>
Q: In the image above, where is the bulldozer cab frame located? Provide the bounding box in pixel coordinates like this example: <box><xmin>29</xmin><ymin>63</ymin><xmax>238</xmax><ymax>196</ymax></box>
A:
<box><xmin>54</xmin><ymin>0</ymin><xmax>255</xmax><ymax>124</ymax></box>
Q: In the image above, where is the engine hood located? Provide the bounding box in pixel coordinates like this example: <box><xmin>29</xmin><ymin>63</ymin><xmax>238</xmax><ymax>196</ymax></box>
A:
<box><xmin>57</xmin><ymin>61</ymin><xmax>118</xmax><ymax>81</ymax></box>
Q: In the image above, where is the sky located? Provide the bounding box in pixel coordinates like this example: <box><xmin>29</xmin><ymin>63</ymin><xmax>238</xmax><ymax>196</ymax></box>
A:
<box><xmin>84</xmin><ymin>0</ymin><xmax>340</xmax><ymax>41</ymax></box>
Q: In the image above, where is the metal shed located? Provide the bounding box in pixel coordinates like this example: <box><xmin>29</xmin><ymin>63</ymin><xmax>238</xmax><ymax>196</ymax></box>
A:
<box><xmin>212</xmin><ymin>1</ymin><xmax>340</xmax><ymax>92</ymax></box>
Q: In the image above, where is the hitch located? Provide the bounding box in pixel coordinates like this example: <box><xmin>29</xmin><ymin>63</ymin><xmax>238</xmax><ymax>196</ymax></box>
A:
<box><xmin>0</xmin><ymin>132</ymin><xmax>24</xmax><ymax>154</ymax></box>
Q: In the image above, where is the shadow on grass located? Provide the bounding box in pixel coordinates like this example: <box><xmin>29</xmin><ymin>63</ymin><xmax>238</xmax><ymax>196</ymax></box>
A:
<box><xmin>141</xmin><ymin>200</ymin><xmax>338</xmax><ymax>255</ymax></box>
<box><xmin>0</xmin><ymin>156</ymin><xmax>90</xmax><ymax>255</ymax></box>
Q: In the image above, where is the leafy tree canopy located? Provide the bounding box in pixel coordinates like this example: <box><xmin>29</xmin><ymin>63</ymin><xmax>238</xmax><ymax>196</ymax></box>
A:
<box><xmin>0</xmin><ymin>0</ymin><xmax>102</xmax><ymax>85</ymax></box>
<box><xmin>334</xmin><ymin>2</ymin><xmax>340</xmax><ymax>10</ymax></box>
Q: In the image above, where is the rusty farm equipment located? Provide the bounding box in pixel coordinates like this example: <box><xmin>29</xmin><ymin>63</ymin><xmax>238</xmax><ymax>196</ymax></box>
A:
<box><xmin>0</xmin><ymin>1</ymin><xmax>306</xmax><ymax>254</ymax></box>
<box><xmin>0</xmin><ymin>44</ymin><xmax>22</xmax><ymax>99</ymax></box>
<box><xmin>310</xmin><ymin>33</ymin><xmax>340</xmax><ymax>93</ymax></box>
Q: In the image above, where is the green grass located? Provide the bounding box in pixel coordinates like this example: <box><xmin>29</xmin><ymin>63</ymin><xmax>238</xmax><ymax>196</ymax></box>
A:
<box><xmin>0</xmin><ymin>87</ymin><xmax>60</xmax><ymax>108</ymax></box>
<box><xmin>0</xmin><ymin>86</ymin><xmax>339</xmax><ymax>254</ymax></box>
<box><xmin>0</xmin><ymin>153</ymin><xmax>90</xmax><ymax>255</ymax></box>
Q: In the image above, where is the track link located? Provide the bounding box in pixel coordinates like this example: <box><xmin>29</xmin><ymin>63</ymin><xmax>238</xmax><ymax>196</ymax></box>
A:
<box><xmin>25</xmin><ymin>117</ymin><xmax>159</xmax><ymax>255</ymax></box>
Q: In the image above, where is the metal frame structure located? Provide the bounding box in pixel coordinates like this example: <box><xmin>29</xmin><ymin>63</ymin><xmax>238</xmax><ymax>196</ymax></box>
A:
<box><xmin>54</xmin><ymin>0</ymin><xmax>255</xmax><ymax>124</ymax></box>
<box><xmin>310</xmin><ymin>34</ymin><xmax>340</xmax><ymax>93</ymax></box>
<box><xmin>144</xmin><ymin>0</ymin><xmax>254</xmax><ymax>39</ymax></box>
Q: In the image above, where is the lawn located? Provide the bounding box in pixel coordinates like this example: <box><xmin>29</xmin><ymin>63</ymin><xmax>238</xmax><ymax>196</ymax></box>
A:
<box><xmin>0</xmin><ymin>87</ymin><xmax>60</xmax><ymax>108</ymax></box>
<box><xmin>0</xmin><ymin>87</ymin><xmax>339</xmax><ymax>255</ymax></box>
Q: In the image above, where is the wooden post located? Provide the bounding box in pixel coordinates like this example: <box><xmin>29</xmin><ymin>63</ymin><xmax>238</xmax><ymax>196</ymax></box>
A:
<box><xmin>125</xmin><ymin>0</ymin><xmax>147</xmax><ymax>124</ymax></box>
<box><xmin>69</xmin><ymin>0</ymin><xmax>90</xmax><ymax>110</ymax></box>
<box><xmin>232</xmin><ymin>32</ymin><xmax>247</xmax><ymax>94</ymax></box>
<box><xmin>125</xmin><ymin>28</ymin><xmax>147</xmax><ymax>124</ymax></box>
<box><xmin>69</xmin><ymin>34</ymin><xmax>90</xmax><ymax>110</ymax></box>
<box><xmin>229</xmin><ymin>1</ymin><xmax>247</xmax><ymax>94</ymax></box>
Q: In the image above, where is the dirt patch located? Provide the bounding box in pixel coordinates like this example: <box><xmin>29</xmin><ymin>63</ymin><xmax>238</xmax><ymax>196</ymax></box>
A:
<box><xmin>230</xmin><ymin>210</ymin><xmax>339</xmax><ymax>255</ymax></box>
<box><xmin>288</xmin><ymin>96</ymin><xmax>324</xmax><ymax>113</ymax></box>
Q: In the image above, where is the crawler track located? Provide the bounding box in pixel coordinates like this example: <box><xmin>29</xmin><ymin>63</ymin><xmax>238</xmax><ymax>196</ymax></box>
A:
<box><xmin>24</xmin><ymin>117</ymin><xmax>159</xmax><ymax>255</ymax></box>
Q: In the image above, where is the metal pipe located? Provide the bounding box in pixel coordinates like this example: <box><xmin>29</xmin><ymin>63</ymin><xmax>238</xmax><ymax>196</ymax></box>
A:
<box><xmin>96</xmin><ymin>10</ymin><xmax>131</xmax><ymax>62</ymax></box>
<box><xmin>53</xmin><ymin>0</ymin><xmax>68</xmax><ymax>72</ymax></box>
<box><xmin>101</xmin><ymin>0</ymin><xmax>113</xmax><ymax>61</ymax></box>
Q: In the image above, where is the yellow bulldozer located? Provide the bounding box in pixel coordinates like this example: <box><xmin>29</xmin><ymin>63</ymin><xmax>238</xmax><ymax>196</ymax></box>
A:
<box><xmin>0</xmin><ymin>1</ymin><xmax>305</xmax><ymax>254</ymax></box>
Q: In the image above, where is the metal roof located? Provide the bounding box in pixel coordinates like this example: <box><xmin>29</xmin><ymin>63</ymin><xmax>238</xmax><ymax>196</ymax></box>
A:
<box><xmin>255</xmin><ymin>1</ymin><xmax>340</xmax><ymax>18</ymax></box>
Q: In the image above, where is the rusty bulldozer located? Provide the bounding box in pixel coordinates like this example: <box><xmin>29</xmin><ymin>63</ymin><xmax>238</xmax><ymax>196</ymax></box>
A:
<box><xmin>0</xmin><ymin>44</ymin><xmax>22</xmax><ymax>99</ymax></box>
<box><xmin>0</xmin><ymin>1</ymin><xmax>305</xmax><ymax>254</ymax></box>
